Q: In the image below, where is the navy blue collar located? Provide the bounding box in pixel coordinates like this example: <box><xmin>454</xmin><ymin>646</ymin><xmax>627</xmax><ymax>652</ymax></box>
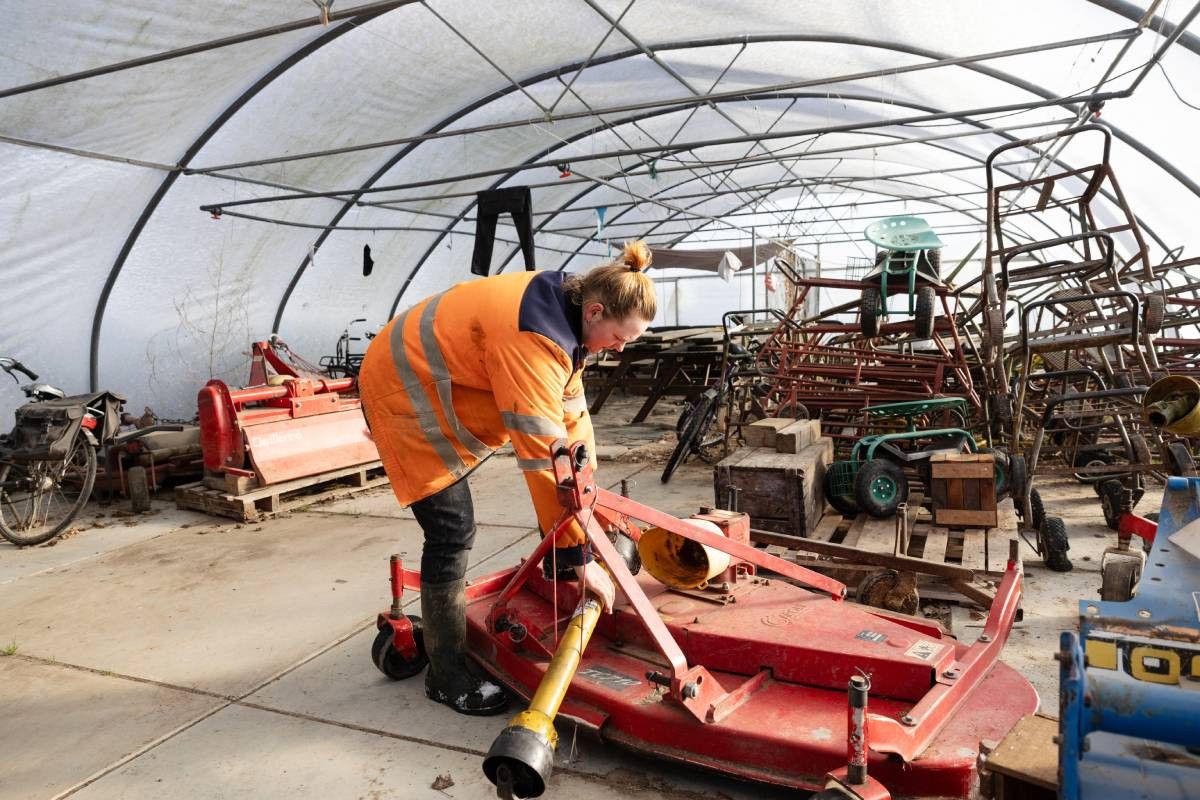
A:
<box><xmin>518</xmin><ymin>271</ymin><xmax>587</xmax><ymax>371</ymax></box>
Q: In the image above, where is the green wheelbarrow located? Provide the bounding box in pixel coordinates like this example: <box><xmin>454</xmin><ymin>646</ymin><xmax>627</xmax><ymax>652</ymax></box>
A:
<box><xmin>821</xmin><ymin>397</ymin><xmax>1020</xmax><ymax>519</ymax></box>
<box><xmin>860</xmin><ymin>215</ymin><xmax>945</xmax><ymax>339</ymax></box>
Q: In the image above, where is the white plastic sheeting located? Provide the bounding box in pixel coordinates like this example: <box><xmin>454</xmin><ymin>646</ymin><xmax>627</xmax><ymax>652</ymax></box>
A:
<box><xmin>2</xmin><ymin>1</ymin><xmax>1198</xmax><ymax>416</ymax></box>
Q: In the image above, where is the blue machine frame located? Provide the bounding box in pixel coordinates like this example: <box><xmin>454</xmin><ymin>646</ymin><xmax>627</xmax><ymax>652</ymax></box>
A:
<box><xmin>1058</xmin><ymin>476</ymin><xmax>1200</xmax><ymax>799</ymax></box>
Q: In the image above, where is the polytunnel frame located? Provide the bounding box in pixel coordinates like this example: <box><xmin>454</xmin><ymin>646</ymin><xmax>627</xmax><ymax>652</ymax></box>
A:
<box><xmin>248</xmin><ymin>30</ymin><xmax>1169</xmax><ymax>327</ymax></box>
<box><xmin>489</xmin><ymin>126</ymin><xmax>1099</xmax><ymax>277</ymax></box>
<box><xmin>83</xmin><ymin>6</ymin><xmax>1200</xmax><ymax>389</ymax></box>
<box><xmin>363</xmin><ymin>35</ymin><xmax>1200</xmax><ymax>320</ymax></box>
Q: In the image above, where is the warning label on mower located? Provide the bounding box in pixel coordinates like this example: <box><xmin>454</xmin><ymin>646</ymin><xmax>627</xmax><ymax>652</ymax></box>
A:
<box><xmin>905</xmin><ymin>640</ymin><xmax>945</xmax><ymax>661</ymax></box>
<box><xmin>578</xmin><ymin>665</ymin><xmax>642</xmax><ymax>691</ymax></box>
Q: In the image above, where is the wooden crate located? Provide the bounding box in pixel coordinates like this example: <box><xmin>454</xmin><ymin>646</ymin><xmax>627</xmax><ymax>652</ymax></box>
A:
<box><xmin>175</xmin><ymin>461</ymin><xmax>388</xmax><ymax>522</ymax></box>
<box><xmin>930</xmin><ymin>452</ymin><xmax>998</xmax><ymax>529</ymax></box>
<box><xmin>713</xmin><ymin>438</ymin><xmax>832</xmax><ymax>536</ymax></box>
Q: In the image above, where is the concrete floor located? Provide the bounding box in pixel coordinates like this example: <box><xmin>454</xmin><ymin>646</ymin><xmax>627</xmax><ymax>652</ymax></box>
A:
<box><xmin>0</xmin><ymin>398</ymin><xmax>1144</xmax><ymax>800</ymax></box>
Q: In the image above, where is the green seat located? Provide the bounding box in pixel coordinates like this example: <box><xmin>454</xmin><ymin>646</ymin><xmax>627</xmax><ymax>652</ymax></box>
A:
<box><xmin>864</xmin><ymin>215</ymin><xmax>944</xmax><ymax>252</ymax></box>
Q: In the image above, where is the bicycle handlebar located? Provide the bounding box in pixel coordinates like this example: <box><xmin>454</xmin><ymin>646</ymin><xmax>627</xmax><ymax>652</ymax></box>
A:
<box><xmin>0</xmin><ymin>357</ymin><xmax>38</xmax><ymax>383</ymax></box>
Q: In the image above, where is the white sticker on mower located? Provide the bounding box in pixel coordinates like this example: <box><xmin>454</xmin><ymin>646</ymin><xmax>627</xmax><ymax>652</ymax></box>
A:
<box><xmin>905</xmin><ymin>640</ymin><xmax>945</xmax><ymax>661</ymax></box>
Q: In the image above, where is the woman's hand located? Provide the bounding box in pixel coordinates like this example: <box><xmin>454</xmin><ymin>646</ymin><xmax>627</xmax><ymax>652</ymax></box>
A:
<box><xmin>574</xmin><ymin>561</ymin><xmax>616</xmax><ymax>612</ymax></box>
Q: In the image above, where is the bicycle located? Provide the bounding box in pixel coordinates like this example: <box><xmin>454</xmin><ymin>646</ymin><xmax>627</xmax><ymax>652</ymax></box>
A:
<box><xmin>660</xmin><ymin>317</ymin><xmax>771</xmax><ymax>483</ymax></box>
<box><xmin>319</xmin><ymin>318</ymin><xmax>379</xmax><ymax>378</ymax></box>
<box><xmin>0</xmin><ymin>357</ymin><xmax>176</xmax><ymax>546</ymax></box>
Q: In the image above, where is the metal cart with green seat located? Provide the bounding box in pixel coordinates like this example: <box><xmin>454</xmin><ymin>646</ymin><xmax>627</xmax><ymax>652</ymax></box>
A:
<box><xmin>822</xmin><ymin>397</ymin><xmax>1011</xmax><ymax>519</ymax></box>
<box><xmin>860</xmin><ymin>215</ymin><xmax>945</xmax><ymax>338</ymax></box>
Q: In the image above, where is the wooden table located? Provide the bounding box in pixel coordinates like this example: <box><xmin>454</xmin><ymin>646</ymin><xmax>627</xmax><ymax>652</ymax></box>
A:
<box><xmin>586</xmin><ymin>328</ymin><xmax>724</xmax><ymax>421</ymax></box>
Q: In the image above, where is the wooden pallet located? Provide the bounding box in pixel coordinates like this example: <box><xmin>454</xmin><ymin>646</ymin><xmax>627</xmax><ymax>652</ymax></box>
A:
<box><xmin>751</xmin><ymin>497</ymin><xmax>1019</xmax><ymax>608</ymax></box>
<box><xmin>175</xmin><ymin>461</ymin><xmax>388</xmax><ymax>522</ymax></box>
<box><xmin>796</xmin><ymin>496</ymin><xmax>1017</xmax><ymax>575</ymax></box>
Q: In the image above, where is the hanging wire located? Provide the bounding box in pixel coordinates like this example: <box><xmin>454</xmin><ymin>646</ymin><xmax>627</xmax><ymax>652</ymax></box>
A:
<box><xmin>1156</xmin><ymin>61</ymin><xmax>1200</xmax><ymax>110</ymax></box>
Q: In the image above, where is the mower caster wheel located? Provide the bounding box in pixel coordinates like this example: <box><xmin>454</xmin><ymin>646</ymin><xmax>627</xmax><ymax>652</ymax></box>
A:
<box><xmin>371</xmin><ymin>617</ymin><xmax>427</xmax><ymax>680</ymax></box>
<box><xmin>854</xmin><ymin>459</ymin><xmax>908</xmax><ymax>519</ymax></box>
<box><xmin>1100</xmin><ymin>554</ymin><xmax>1141</xmax><ymax>602</ymax></box>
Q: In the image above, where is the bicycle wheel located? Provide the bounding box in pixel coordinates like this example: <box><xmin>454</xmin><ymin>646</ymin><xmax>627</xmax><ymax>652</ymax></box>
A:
<box><xmin>0</xmin><ymin>439</ymin><xmax>97</xmax><ymax>546</ymax></box>
<box><xmin>661</xmin><ymin>393</ymin><xmax>719</xmax><ymax>484</ymax></box>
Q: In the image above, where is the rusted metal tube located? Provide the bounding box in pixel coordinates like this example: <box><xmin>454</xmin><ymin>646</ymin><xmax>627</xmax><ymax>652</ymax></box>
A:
<box><xmin>848</xmin><ymin>674</ymin><xmax>871</xmax><ymax>785</ymax></box>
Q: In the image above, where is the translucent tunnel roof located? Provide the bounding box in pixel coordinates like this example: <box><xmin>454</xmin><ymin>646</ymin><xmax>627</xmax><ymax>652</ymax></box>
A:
<box><xmin>2</xmin><ymin>0</ymin><xmax>1199</xmax><ymax>415</ymax></box>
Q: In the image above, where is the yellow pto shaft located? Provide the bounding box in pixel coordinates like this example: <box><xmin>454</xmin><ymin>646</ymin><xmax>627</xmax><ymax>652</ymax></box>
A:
<box><xmin>483</xmin><ymin>596</ymin><xmax>604</xmax><ymax>799</ymax></box>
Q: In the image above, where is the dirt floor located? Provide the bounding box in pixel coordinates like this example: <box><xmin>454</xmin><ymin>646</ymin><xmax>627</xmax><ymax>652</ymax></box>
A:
<box><xmin>0</xmin><ymin>393</ymin><xmax>1145</xmax><ymax>800</ymax></box>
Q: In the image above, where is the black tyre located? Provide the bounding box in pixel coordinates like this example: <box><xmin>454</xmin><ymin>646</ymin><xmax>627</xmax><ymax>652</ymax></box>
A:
<box><xmin>979</xmin><ymin>447</ymin><xmax>1010</xmax><ymax>495</ymax></box>
<box><xmin>1040</xmin><ymin>516</ymin><xmax>1072</xmax><ymax>572</ymax></box>
<box><xmin>854</xmin><ymin>459</ymin><xmax>908</xmax><ymax>518</ymax></box>
<box><xmin>922</xmin><ymin>248</ymin><xmax>942</xmax><ymax>280</ymax></box>
<box><xmin>1100</xmin><ymin>557</ymin><xmax>1140</xmax><ymax>602</ymax></box>
<box><xmin>128</xmin><ymin>465</ymin><xmax>151</xmax><ymax>513</ymax></box>
<box><xmin>1008</xmin><ymin>454</ymin><xmax>1028</xmax><ymax>498</ymax></box>
<box><xmin>1029</xmin><ymin>487</ymin><xmax>1045</xmax><ymax>532</ymax></box>
<box><xmin>0</xmin><ymin>440</ymin><xmax>97</xmax><ymax>547</ymax></box>
<box><xmin>1143</xmin><ymin>294</ymin><xmax>1165</xmax><ymax>335</ymax></box>
<box><xmin>661</xmin><ymin>393</ymin><xmax>719</xmax><ymax>483</ymax></box>
<box><xmin>1098</xmin><ymin>479</ymin><xmax>1124</xmax><ymax>531</ymax></box>
<box><xmin>1166</xmin><ymin>442</ymin><xmax>1196</xmax><ymax>476</ymax></box>
<box><xmin>372</xmin><ymin>617</ymin><xmax>427</xmax><ymax>680</ymax></box>
<box><xmin>860</xmin><ymin>286</ymin><xmax>882</xmax><ymax>337</ymax></box>
<box><xmin>1076</xmin><ymin>449</ymin><xmax>1114</xmax><ymax>484</ymax></box>
<box><xmin>823</xmin><ymin>466</ymin><xmax>859</xmax><ymax>515</ymax></box>
<box><xmin>915</xmin><ymin>286</ymin><xmax>936</xmax><ymax>338</ymax></box>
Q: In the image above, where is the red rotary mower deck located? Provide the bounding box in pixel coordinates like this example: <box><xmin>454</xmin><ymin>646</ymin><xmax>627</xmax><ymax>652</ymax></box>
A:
<box><xmin>460</xmin><ymin>562</ymin><xmax>1035</xmax><ymax>798</ymax></box>
<box><xmin>379</xmin><ymin>441</ymin><xmax>1037</xmax><ymax>798</ymax></box>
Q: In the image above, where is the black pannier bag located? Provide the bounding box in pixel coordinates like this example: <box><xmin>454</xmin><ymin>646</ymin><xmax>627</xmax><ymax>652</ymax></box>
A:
<box><xmin>5</xmin><ymin>392</ymin><xmax>125</xmax><ymax>462</ymax></box>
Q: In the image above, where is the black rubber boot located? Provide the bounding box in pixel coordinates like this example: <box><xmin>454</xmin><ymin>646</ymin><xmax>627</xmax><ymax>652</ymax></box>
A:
<box><xmin>421</xmin><ymin>578</ymin><xmax>508</xmax><ymax>716</ymax></box>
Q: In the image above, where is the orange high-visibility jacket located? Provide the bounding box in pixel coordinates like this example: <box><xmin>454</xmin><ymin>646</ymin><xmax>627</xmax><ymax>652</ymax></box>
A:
<box><xmin>358</xmin><ymin>270</ymin><xmax>596</xmax><ymax>553</ymax></box>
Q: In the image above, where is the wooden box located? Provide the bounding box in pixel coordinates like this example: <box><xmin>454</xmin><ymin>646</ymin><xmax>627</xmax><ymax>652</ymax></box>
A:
<box><xmin>713</xmin><ymin>438</ymin><xmax>833</xmax><ymax>536</ymax></box>
<box><xmin>930</xmin><ymin>452</ymin><xmax>998</xmax><ymax>529</ymax></box>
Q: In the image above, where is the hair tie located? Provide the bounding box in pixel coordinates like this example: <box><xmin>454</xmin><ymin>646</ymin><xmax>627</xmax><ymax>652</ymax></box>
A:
<box><xmin>628</xmin><ymin>264</ymin><xmax>641</xmax><ymax>273</ymax></box>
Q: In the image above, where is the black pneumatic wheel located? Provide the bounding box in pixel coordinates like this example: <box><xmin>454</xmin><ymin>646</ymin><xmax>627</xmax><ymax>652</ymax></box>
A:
<box><xmin>853</xmin><ymin>459</ymin><xmax>909</xmax><ymax>519</ymax></box>
<box><xmin>661</xmin><ymin>393</ymin><xmax>719</xmax><ymax>484</ymax></box>
<box><xmin>1008</xmin><ymin>454</ymin><xmax>1028</xmax><ymax>499</ymax></box>
<box><xmin>914</xmin><ymin>286</ymin><xmax>937</xmax><ymax>338</ymax></box>
<box><xmin>0</xmin><ymin>440</ymin><xmax>97</xmax><ymax>547</ymax></box>
<box><xmin>860</xmin><ymin>286</ymin><xmax>882</xmax><ymax>337</ymax></box>
<box><xmin>1040</xmin><ymin>516</ymin><xmax>1072</xmax><ymax>572</ymax></box>
<box><xmin>823</xmin><ymin>467</ymin><xmax>860</xmax><ymax>516</ymax></box>
<box><xmin>1028</xmin><ymin>487</ymin><xmax>1045</xmax><ymax>532</ymax></box>
<box><xmin>372</xmin><ymin>616</ymin><xmax>428</xmax><ymax>680</ymax></box>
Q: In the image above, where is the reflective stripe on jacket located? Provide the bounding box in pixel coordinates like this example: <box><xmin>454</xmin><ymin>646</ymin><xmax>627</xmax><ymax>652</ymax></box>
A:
<box><xmin>358</xmin><ymin>270</ymin><xmax>596</xmax><ymax>548</ymax></box>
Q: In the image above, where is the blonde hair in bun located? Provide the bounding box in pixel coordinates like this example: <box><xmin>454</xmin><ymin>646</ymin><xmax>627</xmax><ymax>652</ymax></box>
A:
<box><xmin>563</xmin><ymin>239</ymin><xmax>656</xmax><ymax>321</ymax></box>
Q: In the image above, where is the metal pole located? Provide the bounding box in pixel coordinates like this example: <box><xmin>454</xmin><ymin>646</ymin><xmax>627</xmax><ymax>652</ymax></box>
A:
<box><xmin>751</xmin><ymin>227</ymin><xmax>758</xmax><ymax>320</ymax></box>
